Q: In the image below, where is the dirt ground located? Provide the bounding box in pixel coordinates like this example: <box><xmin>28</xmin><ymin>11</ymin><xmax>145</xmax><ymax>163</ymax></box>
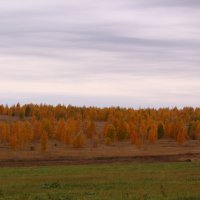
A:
<box><xmin>0</xmin><ymin>139</ymin><xmax>200</xmax><ymax>167</ymax></box>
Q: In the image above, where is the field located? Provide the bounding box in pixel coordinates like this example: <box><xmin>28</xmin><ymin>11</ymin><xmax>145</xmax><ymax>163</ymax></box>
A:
<box><xmin>0</xmin><ymin>117</ymin><xmax>200</xmax><ymax>166</ymax></box>
<box><xmin>0</xmin><ymin>139</ymin><xmax>200</xmax><ymax>167</ymax></box>
<box><xmin>0</xmin><ymin>162</ymin><xmax>200</xmax><ymax>200</ymax></box>
<box><xmin>1</xmin><ymin>107</ymin><xmax>200</xmax><ymax>199</ymax></box>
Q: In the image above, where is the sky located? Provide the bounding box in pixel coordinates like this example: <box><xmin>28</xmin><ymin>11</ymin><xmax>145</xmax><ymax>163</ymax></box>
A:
<box><xmin>0</xmin><ymin>0</ymin><xmax>200</xmax><ymax>108</ymax></box>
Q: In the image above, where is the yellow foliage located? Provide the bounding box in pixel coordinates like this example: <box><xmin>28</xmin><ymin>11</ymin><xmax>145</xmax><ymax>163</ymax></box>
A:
<box><xmin>72</xmin><ymin>133</ymin><xmax>85</xmax><ymax>148</ymax></box>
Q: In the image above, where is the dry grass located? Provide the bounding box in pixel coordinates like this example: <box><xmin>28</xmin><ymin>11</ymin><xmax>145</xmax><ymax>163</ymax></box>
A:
<box><xmin>0</xmin><ymin>139</ymin><xmax>200</xmax><ymax>164</ymax></box>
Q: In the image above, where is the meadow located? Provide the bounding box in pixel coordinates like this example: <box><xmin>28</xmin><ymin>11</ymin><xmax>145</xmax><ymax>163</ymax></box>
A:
<box><xmin>0</xmin><ymin>162</ymin><xmax>200</xmax><ymax>200</ymax></box>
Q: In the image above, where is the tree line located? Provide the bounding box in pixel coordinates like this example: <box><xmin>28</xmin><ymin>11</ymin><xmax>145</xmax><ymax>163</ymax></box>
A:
<box><xmin>0</xmin><ymin>104</ymin><xmax>200</xmax><ymax>151</ymax></box>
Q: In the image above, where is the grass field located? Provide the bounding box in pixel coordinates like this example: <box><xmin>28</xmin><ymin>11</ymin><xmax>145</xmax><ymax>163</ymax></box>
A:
<box><xmin>0</xmin><ymin>162</ymin><xmax>200</xmax><ymax>200</ymax></box>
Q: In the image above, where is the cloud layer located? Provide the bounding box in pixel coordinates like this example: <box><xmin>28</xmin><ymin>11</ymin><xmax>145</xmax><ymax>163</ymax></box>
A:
<box><xmin>0</xmin><ymin>0</ymin><xmax>200</xmax><ymax>107</ymax></box>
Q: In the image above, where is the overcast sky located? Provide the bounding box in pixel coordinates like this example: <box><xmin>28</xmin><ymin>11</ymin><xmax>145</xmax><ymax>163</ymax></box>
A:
<box><xmin>0</xmin><ymin>0</ymin><xmax>200</xmax><ymax>108</ymax></box>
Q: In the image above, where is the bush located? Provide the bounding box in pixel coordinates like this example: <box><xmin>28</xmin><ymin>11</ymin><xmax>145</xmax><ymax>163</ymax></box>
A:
<box><xmin>41</xmin><ymin>182</ymin><xmax>61</xmax><ymax>189</ymax></box>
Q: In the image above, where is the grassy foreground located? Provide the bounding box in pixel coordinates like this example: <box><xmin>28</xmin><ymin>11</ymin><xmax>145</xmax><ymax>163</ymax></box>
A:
<box><xmin>0</xmin><ymin>162</ymin><xmax>200</xmax><ymax>200</ymax></box>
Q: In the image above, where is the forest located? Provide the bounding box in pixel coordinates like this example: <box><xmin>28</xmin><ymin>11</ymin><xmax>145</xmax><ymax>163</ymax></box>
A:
<box><xmin>0</xmin><ymin>104</ymin><xmax>200</xmax><ymax>151</ymax></box>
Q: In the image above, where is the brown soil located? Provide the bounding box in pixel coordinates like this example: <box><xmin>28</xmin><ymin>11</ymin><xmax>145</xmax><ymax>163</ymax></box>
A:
<box><xmin>0</xmin><ymin>139</ymin><xmax>200</xmax><ymax>167</ymax></box>
<box><xmin>0</xmin><ymin>153</ymin><xmax>199</xmax><ymax>167</ymax></box>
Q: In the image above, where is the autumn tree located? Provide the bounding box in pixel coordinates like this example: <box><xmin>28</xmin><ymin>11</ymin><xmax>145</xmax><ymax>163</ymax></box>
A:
<box><xmin>3</xmin><ymin>103</ymin><xmax>200</xmax><ymax>151</ymax></box>
<box><xmin>129</xmin><ymin>123</ymin><xmax>139</xmax><ymax>145</ymax></box>
<box><xmin>40</xmin><ymin>131</ymin><xmax>48</xmax><ymax>151</ymax></box>
<box><xmin>188</xmin><ymin>121</ymin><xmax>200</xmax><ymax>140</ymax></box>
<box><xmin>148</xmin><ymin>124</ymin><xmax>157</xmax><ymax>143</ymax></box>
<box><xmin>164</xmin><ymin>122</ymin><xmax>172</xmax><ymax>138</ymax></box>
<box><xmin>33</xmin><ymin>120</ymin><xmax>42</xmax><ymax>141</ymax></box>
<box><xmin>41</xmin><ymin>118</ymin><xmax>54</xmax><ymax>138</ymax></box>
<box><xmin>129</xmin><ymin>121</ymin><xmax>144</xmax><ymax>148</ymax></box>
<box><xmin>64</xmin><ymin>118</ymin><xmax>80</xmax><ymax>145</ymax></box>
<box><xmin>72</xmin><ymin>131</ymin><xmax>85</xmax><ymax>148</ymax></box>
<box><xmin>85</xmin><ymin>121</ymin><xmax>96</xmax><ymax>139</ymax></box>
<box><xmin>157</xmin><ymin>123</ymin><xmax>165</xmax><ymax>139</ymax></box>
<box><xmin>22</xmin><ymin>121</ymin><xmax>33</xmax><ymax>146</ymax></box>
<box><xmin>92</xmin><ymin>134</ymin><xmax>98</xmax><ymax>148</ymax></box>
<box><xmin>84</xmin><ymin>120</ymin><xmax>98</xmax><ymax>147</ymax></box>
<box><xmin>56</xmin><ymin>119</ymin><xmax>66</xmax><ymax>142</ymax></box>
<box><xmin>9</xmin><ymin>132</ymin><xmax>17</xmax><ymax>150</ymax></box>
<box><xmin>9</xmin><ymin>122</ymin><xmax>20</xmax><ymax>148</ymax></box>
<box><xmin>0</xmin><ymin>122</ymin><xmax>10</xmax><ymax>143</ymax></box>
<box><xmin>138</xmin><ymin>120</ymin><xmax>147</xmax><ymax>145</ymax></box>
<box><xmin>195</xmin><ymin>122</ymin><xmax>200</xmax><ymax>140</ymax></box>
<box><xmin>24</xmin><ymin>104</ymin><xmax>32</xmax><ymax>117</ymax></box>
<box><xmin>103</xmin><ymin>123</ymin><xmax>116</xmax><ymax>145</ymax></box>
<box><xmin>116</xmin><ymin>121</ymin><xmax>130</xmax><ymax>141</ymax></box>
<box><xmin>177</xmin><ymin>126</ymin><xmax>186</xmax><ymax>144</ymax></box>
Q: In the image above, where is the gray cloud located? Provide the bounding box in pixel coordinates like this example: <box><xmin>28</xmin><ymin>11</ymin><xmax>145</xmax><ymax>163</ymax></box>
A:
<box><xmin>0</xmin><ymin>0</ymin><xmax>200</xmax><ymax>107</ymax></box>
<box><xmin>142</xmin><ymin>0</ymin><xmax>200</xmax><ymax>7</ymax></box>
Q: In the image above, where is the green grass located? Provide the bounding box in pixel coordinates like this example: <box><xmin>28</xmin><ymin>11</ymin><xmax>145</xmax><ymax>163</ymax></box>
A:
<box><xmin>0</xmin><ymin>162</ymin><xmax>200</xmax><ymax>200</ymax></box>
